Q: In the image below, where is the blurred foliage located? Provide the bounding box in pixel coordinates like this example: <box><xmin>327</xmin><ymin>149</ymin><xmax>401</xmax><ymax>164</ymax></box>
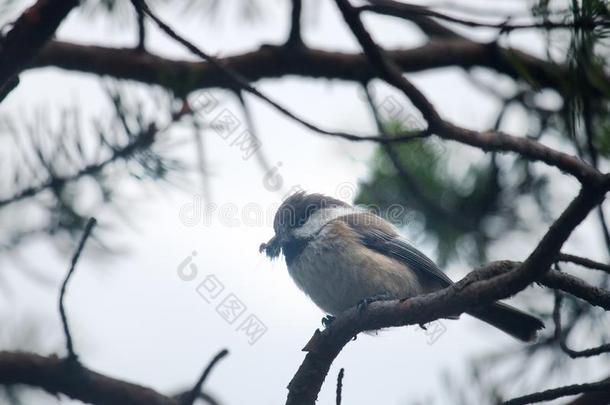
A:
<box><xmin>357</xmin><ymin>0</ymin><xmax>610</xmax><ymax>267</ymax></box>
<box><xmin>0</xmin><ymin>83</ymin><xmax>188</xmax><ymax>252</ymax></box>
<box><xmin>356</xmin><ymin>115</ymin><xmax>542</xmax><ymax>266</ymax></box>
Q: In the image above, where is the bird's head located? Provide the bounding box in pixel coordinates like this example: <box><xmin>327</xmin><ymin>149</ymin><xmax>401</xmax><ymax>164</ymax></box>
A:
<box><xmin>259</xmin><ymin>191</ymin><xmax>350</xmax><ymax>259</ymax></box>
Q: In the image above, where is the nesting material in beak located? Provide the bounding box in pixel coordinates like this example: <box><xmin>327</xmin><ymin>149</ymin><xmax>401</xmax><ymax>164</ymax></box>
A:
<box><xmin>259</xmin><ymin>235</ymin><xmax>281</xmax><ymax>258</ymax></box>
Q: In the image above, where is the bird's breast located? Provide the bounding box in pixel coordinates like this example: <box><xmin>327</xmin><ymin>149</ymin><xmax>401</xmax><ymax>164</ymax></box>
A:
<box><xmin>286</xmin><ymin>220</ymin><xmax>423</xmax><ymax>315</ymax></box>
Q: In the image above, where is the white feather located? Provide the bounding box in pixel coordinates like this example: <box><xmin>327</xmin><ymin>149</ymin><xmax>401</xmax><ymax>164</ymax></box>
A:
<box><xmin>292</xmin><ymin>206</ymin><xmax>362</xmax><ymax>238</ymax></box>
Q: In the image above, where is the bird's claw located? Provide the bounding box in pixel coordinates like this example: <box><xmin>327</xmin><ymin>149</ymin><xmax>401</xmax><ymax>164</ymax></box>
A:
<box><xmin>321</xmin><ymin>315</ymin><xmax>335</xmax><ymax>328</ymax></box>
<box><xmin>357</xmin><ymin>293</ymin><xmax>392</xmax><ymax>314</ymax></box>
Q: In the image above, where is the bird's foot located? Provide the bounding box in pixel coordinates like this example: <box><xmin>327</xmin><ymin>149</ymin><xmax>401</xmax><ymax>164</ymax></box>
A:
<box><xmin>321</xmin><ymin>315</ymin><xmax>335</xmax><ymax>328</ymax></box>
<box><xmin>357</xmin><ymin>293</ymin><xmax>393</xmax><ymax>314</ymax></box>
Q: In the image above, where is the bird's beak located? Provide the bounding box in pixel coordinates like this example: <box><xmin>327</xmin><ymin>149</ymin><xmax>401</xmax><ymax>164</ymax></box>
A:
<box><xmin>259</xmin><ymin>235</ymin><xmax>282</xmax><ymax>258</ymax></box>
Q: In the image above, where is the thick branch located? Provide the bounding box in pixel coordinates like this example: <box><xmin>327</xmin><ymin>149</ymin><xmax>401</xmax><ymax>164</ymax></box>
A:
<box><xmin>33</xmin><ymin>40</ymin><xmax>568</xmax><ymax>96</ymax></box>
<box><xmin>0</xmin><ymin>352</ymin><xmax>176</xmax><ymax>405</ymax></box>
<box><xmin>0</xmin><ymin>0</ymin><xmax>78</xmax><ymax>90</ymax></box>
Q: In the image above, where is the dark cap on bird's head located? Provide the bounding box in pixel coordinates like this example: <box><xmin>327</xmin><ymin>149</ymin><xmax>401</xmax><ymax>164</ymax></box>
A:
<box><xmin>259</xmin><ymin>191</ymin><xmax>349</xmax><ymax>258</ymax></box>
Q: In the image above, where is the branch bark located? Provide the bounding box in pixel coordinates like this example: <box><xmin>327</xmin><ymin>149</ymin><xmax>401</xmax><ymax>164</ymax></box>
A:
<box><xmin>32</xmin><ymin>39</ymin><xmax>569</xmax><ymax>96</ymax></box>
<box><xmin>0</xmin><ymin>352</ymin><xmax>176</xmax><ymax>405</ymax></box>
<box><xmin>0</xmin><ymin>0</ymin><xmax>78</xmax><ymax>91</ymax></box>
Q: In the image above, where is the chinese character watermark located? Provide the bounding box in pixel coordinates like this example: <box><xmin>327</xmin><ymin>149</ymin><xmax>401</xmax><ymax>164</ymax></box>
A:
<box><xmin>177</xmin><ymin>251</ymin><xmax>268</xmax><ymax>345</ymax></box>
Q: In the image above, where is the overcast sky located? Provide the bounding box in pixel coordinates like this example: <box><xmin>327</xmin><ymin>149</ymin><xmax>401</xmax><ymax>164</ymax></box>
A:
<box><xmin>1</xmin><ymin>1</ymin><xmax>608</xmax><ymax>404</ymax></box>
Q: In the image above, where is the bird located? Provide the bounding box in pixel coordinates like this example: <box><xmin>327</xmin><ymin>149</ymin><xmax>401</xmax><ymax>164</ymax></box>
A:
<box><xmin>259</xmin><ymin>191</ymin><xmax>544</xmax><ymax>342</ymax></box>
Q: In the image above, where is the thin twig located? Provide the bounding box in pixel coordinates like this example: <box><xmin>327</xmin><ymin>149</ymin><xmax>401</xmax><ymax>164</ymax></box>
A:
<box><xmin>181</xmin><ymin>349</ymin><xmax>229</xmax><ymax>405</ymax></box>
<box><xmin>558</xmin><ymin>253</ymin><xmax>610</xmax><ymax>274</ymax></box>
<box><xmin>59</xmin><ymin>217</ymin><xmax>96</xmax><ymax>361</ymax></box>
<box><xmin>359</xmin><ymin>1</ymin><xmax>610</xmax><ymax>32</ymax></box>
<box><xmin>287</xmin><ymin>0</ymin><xmax>303</xmax><ymax>47</ymax></box>
<box><xmin>336</xmin><ymin>368</ymin><xmax>345</xmax><ymax>405</ymax></box>
<box><xmin>0</xmin><ymin>124</ymin><xmax>156</xmax><ymax>208</ymax></box>
<box><xmin>553</xmin><ymin>289</ymin><xmax>610</xmax><ymax>358</ymax></box>
<box><xmin>503</xmin><ymin>379</ymin><xmax>610</xmax><ymax>405</ymax></box>
<box><xmin>134</xmin><ymin>1</ymin><xmax>146</xmax><ymax>51</ymax></box>
<box><xmin>131</xmin><ymin>0</ymin><xmax>428</xmax><ymax>143</ymax></box>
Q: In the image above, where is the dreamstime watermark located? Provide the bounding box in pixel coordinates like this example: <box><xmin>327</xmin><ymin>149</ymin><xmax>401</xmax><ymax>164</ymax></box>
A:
<box><xmin>190</xmin><ymin>91</ymin><xmax>262</xmax><ymax>160</ymax></box>
<box><xmin>179</xmin><ymin>183</ymin><xmax>417</xmax><ymax>228</ymax></box>
<box><xmin>177</xmin><ymin>251</ymin><xmax>267</xmax><ymax>345</ymax></box>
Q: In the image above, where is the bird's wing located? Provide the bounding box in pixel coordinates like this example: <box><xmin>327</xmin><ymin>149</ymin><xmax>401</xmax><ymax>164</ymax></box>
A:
<box><xmin>337</xmin><ymin>213</ymin><xmax>453</xmax><ymax>287</ymax></box>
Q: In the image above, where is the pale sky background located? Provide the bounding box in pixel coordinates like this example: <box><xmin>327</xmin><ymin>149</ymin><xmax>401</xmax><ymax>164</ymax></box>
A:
<box><xmin>1</xmin><ymin>1</ymin><xmax>608</xmax><ymax>404</ymax></box>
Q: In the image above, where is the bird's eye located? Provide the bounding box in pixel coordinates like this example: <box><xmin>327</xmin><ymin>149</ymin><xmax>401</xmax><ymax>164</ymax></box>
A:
<box><xmin>297</xmin><ymin>205</ymin><xmax>316</xmax><ymax>227</ymax></box>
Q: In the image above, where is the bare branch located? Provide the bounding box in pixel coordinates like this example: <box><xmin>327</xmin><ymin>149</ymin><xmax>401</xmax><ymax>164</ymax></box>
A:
<box><xmin>542</xmin><ymin>270</ymin><xmax>610</xmax><ymax>310</ymax></box>
<box><xmin>367</xmin><ymin>0</ymin><xmax>463</xmax><ymax>38</ymax></box>
<box><xmin>557</xmin><ymin>253</ymin><xmax>610</xmax><ymax>274</ymax></box>
<box><xmin>360</xmin><ymin>0</ymin><xmax>610</xmax><ymax>32</ymax></box>
<box><xmin>553</xmin><ymin>290</ymin><xmax>610</xmax><ymax>358</ymax></box>
<box><xmin>336</xmin><ymin>368</ymin><xmax>345</xmax><ymax>405</ymax></box>
<box><xmin>180</xmin><ymin>349</ymin><xmax>229</xmax><ymax>405</ymax></box>
<box><xmin>0</xmin><ymin>352</ymin><xmax>176</xmax><ymax>405</ymax></box>
<box><xmin>131</xmin><ymin>0</ymin><xmax>430</xmax><ymax>143</ymax></box>
<box><xmin>0</xmin><ymin>0</ymin><xmax>78</xmax><ymax>92</ymax></box>
<box><xmin>33</xmin><ymin>40</ymin><xmax>573</xmax><ymax>95</ymax></box>
<box><xmin>0</xmin><ymin>124</ymin><xmax>157</xmax><ymax>208</ymax></box>
<box><xmin>335</xmin><ymin>0</ymin><xmax>441</xmax><ymax>124</ymax></box>
<box><xmin>287</xmin><ymin>0</ymin><xmax>304</xmax><ymax>47</ymax></box>
<box><xmin>566</xmin><ymin>376</ymin><xmax>610</xmax><ymax>405</ymax></box>
<box><xmin>59</xmin><ymin>217</ymin><xmax>97</xmax><ymax>362</ymax></box>
<box><xmin>133</xmin><ymin>0</ymin><xmax>146</xmax><ymax>51</ymax></box>
<box><xmin>503</xmin><ymin>378</ymin><xmax>610</xmax><ymax>405</ymax></box>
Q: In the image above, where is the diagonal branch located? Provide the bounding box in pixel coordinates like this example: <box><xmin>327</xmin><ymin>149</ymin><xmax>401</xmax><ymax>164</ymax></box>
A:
<box><xmin>59</xmin><ymin>217</ymin><xmax>97</xmax><ymax>361</ymax></box>
<box><xmin>334</xmin><ymin>0</ymin><xmax>602</xmax><ymax>185</ymax></box>
<box><xmin>179</xmin><ymin>349</ymin><xmax>229</xmax><ymax>405</ymax></box>
<box><xmin>0</xmin><ymin>0</ymin><xmax>78</xmax><ymax>92</ymax></box>
<box><xmin>503</xmin><ymin>378</ymin><xmax>610</xmax><ymax>405</ymax></box>
<box><xmin>132</xmin><ymin>0</ymin><xmax>427</xmax><ymax>143</ymax></box>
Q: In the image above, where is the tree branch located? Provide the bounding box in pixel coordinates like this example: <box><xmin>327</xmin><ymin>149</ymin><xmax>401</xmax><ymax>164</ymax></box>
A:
<box><xmin>0</xmin><ymin>0</ymin><xmax>78</xmax><ymax>92</ymax></box>
<box><xmin>286</xmin><ymin>0</ymin><xmax>303</xmax><ymax>47</ymax></box>
<box><xmin>553</xmin><ymin>291</ymin><xmax>610</xmax><ymax>358</ymax></box>
<box><xmin>557</xmin><ymin>253</ymin><xmax>610</xmax><ymax>274</ymax></box>
<box><xmin>335</xmin><ymin>368</ymin><xmax>344</xmax><ymax>405</ymax></box>
<box><xmin>59</xmin><ymin>217</ymin><xmax>97</xmax><ymax>361</ymax></box>
<box><xmin>33</xmin><ymin>39</ymin><xmax>571</xmax><ymax>95</ymax></box>
<box><xmin>360</xmin><ymin>0</ymin><xmax>610</xmax><ymax>33</ymax></box>
<box><xmin>179</xmin><ymin>349</ymin><xmax>229</xmax><ymax>405</ymax></box>
<box><xmin>0</xmin><ymin>352</ymin><xmax>176</xmax><ymax>405</ymax></box>
<box><xmin>503</xmin><ymin>378</ymin><xmax>610</xmax><ymax>405</ymax></box>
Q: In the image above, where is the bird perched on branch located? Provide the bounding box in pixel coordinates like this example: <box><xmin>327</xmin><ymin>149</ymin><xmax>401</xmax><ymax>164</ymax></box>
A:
<box><xmin>259</xmin><ymin>192</ymin><xmax>544</xmax><ymax>342</ymax></box>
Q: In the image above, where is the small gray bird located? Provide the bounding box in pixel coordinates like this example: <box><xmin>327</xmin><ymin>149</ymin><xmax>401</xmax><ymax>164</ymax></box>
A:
<box><xmin>260</xmin><ymin>192</ymin><xmax>544</xmax><ymax>342</ymax></box>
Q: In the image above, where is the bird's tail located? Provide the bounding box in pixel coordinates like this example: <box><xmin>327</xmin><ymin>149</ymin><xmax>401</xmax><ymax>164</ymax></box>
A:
<box><xmin>467</xmin><ymin>302</ymin><xmax>544</xmax><ymax>342</ymax></box>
